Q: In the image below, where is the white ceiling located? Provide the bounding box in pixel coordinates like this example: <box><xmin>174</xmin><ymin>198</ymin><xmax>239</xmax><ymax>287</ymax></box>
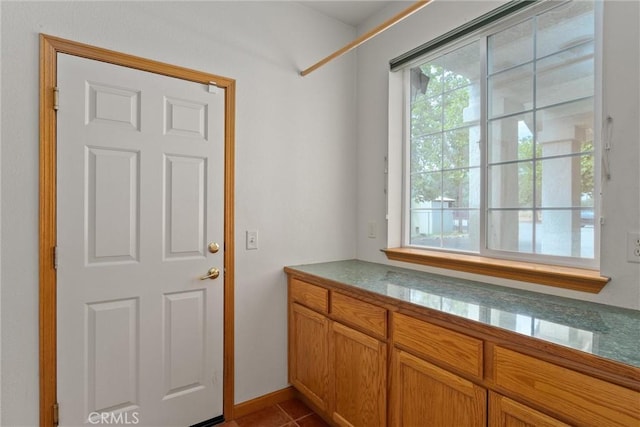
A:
<box><xmin>299</xmin><ymin>1</ymin><xmax>394</xmax><ymax>27</ymax></box>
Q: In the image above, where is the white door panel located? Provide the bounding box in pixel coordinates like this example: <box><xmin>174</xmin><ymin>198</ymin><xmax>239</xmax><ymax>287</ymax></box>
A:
<box><xmin>86</xmin><ymin>298</ymin><xmax>139</xmax><ymax>415</ymax></box>
<box><xmin>57</xmin><ymin>53</ymin><xmax>224</xmax><ymax>426</ymax></box>
<box><xmin>87</xmin><ymin>147</ymin><xmax>140</xmax><ymax>264</ymax></box>
<box><xmin>164</xmin><ymin>155</ymin><xmax>207</xmax><ymax>259</ymax></box>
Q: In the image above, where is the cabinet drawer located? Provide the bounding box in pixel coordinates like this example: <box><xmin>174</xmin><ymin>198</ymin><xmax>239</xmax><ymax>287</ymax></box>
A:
<box><xmin>393</xmin><ymin>312</ymin><xmax>483</xmax><ymax>379</ymax></box>
<box><xmin>493</xmin><ymin>346</ymin><xmax>640</xmax><ymax>427</ymax></box>
<box><xmin>489</xmin><ymin>392</ymin><xmax>570</xmax><ymax>427</ymax></box>
<box><xmin>331</xmin><ymin>292</ymin><xmax>387</xmax><ymax>338</ymax></box>
<box><xmin>290</xmin><ymin>278</ymin><xmax>328</xmax><ymax>313</ymax></box>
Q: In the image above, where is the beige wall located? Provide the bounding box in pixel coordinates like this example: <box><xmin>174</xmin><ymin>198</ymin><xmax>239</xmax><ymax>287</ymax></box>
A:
<box><xmin>1</xmin><ymin>1</ymin><xmax>638</xmax><ymax>424</ymax></box>
<box><xmin>0</xmin><ymin>2</ymin><xmax>358</xmax><ymax>424</ymax></box>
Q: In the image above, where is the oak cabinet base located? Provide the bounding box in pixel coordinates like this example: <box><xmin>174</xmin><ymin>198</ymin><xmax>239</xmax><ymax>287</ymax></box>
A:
<box><xmin>492</xmin><ymin>346</ymin><xmax>640</xmax><ymax>426</ymax></box>
<box><xmin>331</xmin><ymin>322</ymin><xmax>386</xmax><ymax>427</ymax></box>
<box><xmin>489</xmin><ymin>393</ymin><xmax>569</xmax><ymax>427</ymax></box>
<box><xmin>286</xmin><ymin>273</ymin><xmax>640</xmax><ymax>427</ymax></box>
<box><xmin>391</xmin><ymin>349</ymin><xmax>486</xmax><ymax>427</ymax></box>
<box><xmin>290</xmin><ymin>303</ymin><xmax>330</xmax><ymax>412</ymax></box>
<box><xmin>289</xmin><ymin>279</ymin><xmax>387</xmax><ymax>426</ymax></box>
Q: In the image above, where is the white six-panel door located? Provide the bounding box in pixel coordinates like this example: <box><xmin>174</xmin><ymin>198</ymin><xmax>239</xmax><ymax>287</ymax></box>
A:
<box><xmin>56</xmin><ymin>53</ymin><xmax>224</xmax><ymax>426</ymax></box>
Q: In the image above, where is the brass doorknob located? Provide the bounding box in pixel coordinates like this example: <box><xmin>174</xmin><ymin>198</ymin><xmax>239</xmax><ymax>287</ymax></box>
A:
<box><xmin>199</xmin><ymin>268</ymin><xmax>220</xmax><ymax>280</ymax></box>
<box><xmin>208</xmin><ymin>242</ymin><xmax>220</xmax><ymax>254</ymax></box>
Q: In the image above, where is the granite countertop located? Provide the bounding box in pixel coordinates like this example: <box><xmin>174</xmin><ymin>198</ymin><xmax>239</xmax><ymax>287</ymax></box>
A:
<box><xmin>285</xmin><ymin>259</ymin><xmax>640</xmax><ymax>368</ymax></box>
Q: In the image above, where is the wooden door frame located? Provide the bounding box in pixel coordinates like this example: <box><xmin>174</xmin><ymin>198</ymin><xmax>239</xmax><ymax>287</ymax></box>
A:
<box><xmin>39</xmin><ymin>34</ymin><xmax>236</xmax><ymax>426</ymax></box>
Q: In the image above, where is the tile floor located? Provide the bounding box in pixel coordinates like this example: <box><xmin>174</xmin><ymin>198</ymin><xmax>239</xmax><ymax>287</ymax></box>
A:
<box><xmin>217</xmin><ymin>399</ymin><xmax>330</xmax><ymax>427</ymax></box>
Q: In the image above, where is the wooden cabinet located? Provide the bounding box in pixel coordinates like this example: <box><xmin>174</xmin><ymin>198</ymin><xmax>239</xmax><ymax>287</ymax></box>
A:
<box><xmin>391</xmin><ymin>311</ymin><xmax>486</xmax><ymax>427</ymax></box>
<box><xmin>391</xmin><ymin>349</ymin><xmax>486</xmax><ymax>427</ymax></box>
<box><xmin>331</xmin><ymin>322</ymin><xmax>386</xmax><ymax>427</ymax></box>
<box><xmin>290</xmin><ymin>277</ymin><xmax>328</xmax><ymax>313</ymax></box>
<box><xmin>391</xmin><ymin>311</ymin><xmax>640</xmax><ymax>427</ymax></box>
<box><xmin>288</xmin><ymin>278</ymin><xmax>387</xmax><ymax>426</ymax></box>
<box><xmin>290</xmin><ymin>302</ymin><xmax>330</xmax><ymax>412</ymax></box>
<box><xmin>489</xmin><ymin>393</ymin><xmax>569</xmax><ymax>427</ymax></box>
<box><xmin>331</xmin><ymin>292</ymin><xmax>387</xmax><ymax>339</ymax></box>
<box><xmin>286</xmin><ymin>271</ymin><xmax>640</xmax><ymax>427</ymax></box>
<box><xmin>393</xmin><ymin>312</ymin><xmax>483</xmax><ymax>379</ymax></box>
<box><xmin>491</xmin><ymin>346</ymin><xmax>640</xmax><ymax>427</ymax></box>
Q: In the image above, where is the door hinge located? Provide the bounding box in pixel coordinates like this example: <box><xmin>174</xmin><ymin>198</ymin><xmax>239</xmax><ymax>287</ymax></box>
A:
<box><xmin>53</xmin><ymin>402</ymin><xmax>59</xmax><ymax>426</ymax></box>
<box><xmin>53</xmin><ymin>246</ymin><xmax>58</xmax><ymax>270</ymax></box>
<box><xmin>53</xmin><ymin>87</ymin><xmax>59</xmax><ymax>111</ymax></box>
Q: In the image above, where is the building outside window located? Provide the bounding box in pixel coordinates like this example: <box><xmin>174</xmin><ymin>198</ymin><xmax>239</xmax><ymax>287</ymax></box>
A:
<box><xmin>405</xmin><ymin>0</ymin><xmax>597</xmax><ymax>268</ymax></box>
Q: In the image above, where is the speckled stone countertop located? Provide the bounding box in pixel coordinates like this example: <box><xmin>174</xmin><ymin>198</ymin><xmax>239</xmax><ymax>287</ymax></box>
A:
<box><xmin>285</xmin><ymin>259</ymin><xmax>640</xmax><ymax>368</ymax></box>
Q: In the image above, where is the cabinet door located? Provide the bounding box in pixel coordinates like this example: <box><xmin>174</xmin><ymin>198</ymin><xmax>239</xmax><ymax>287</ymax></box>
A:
<box><xmin>489</xmin><ymin>392</ymin><xmax>570</xmax><ymax>427</ymax></box>
<box><xmin>391</xmin><ymin>349</ymin><xmax>486</xmax><ymax>427</ymax></box>
<box><xmin>492</xmin><ymin>346</ymin><xmax>639</xmax><ymax>426</ymax></box>
<box><xmin>331</xmin><ymin>322</ymin><xmax>386</xmax><ymax>427</ymax></box>
<box><xmin>290</xmin><ymin>303</ymin><xmax>330</xmax><ymax>411</ymax></box>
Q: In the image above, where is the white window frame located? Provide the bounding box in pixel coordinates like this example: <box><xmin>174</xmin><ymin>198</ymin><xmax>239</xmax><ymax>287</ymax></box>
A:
<box><xmin>398</xmin><ymin>0</ymin><xmax>602</xmax><ymax>270</ymax></box>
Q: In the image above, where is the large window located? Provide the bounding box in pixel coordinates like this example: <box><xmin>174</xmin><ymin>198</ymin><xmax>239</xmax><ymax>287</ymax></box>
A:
<box><xmin>405</xmin><ymin>0</ymin><xmax>597</xmax><ymax>268</ymax></box>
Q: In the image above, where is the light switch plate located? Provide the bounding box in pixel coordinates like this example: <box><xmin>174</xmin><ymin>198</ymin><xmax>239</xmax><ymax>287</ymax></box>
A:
<box><xmin>246</xmin><ymin>230</ymin><xmax>258</xmax><ymax>250</ymax></box>
<box><xmin>367</xmin><ymin>221</ymin><xmax>377</xmax><ymax>239</ymax></box>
